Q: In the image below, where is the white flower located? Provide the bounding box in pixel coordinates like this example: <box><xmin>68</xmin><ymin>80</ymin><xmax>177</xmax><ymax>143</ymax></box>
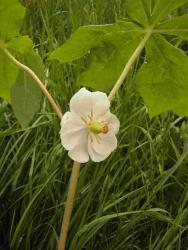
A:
<box><xmin>60</xmin><ymin>88</ymin><xmax>120</xmax><ymax>163</ymax></box>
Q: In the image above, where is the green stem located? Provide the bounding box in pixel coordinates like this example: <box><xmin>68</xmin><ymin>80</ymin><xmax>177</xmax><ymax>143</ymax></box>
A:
<box><xmin>108</xmin><ymin>28</ymin><xmax>153</xmax><ymax>101</ymax></box>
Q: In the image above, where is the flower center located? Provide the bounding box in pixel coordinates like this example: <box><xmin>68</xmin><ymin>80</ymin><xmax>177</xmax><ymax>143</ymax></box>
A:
<box><xmin>88</xmin><ymin>120</ymin><xmax>108</xmax><ymax>134</ymax></box>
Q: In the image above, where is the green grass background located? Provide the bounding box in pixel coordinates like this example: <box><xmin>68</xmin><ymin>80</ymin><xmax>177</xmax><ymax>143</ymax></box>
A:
<box><xmin>1</xmin><ymin>0</ymin><xmax>188</xmax><ymax>249</ymax></box>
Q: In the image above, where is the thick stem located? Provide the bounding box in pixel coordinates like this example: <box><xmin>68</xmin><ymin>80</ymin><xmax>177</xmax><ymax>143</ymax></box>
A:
<box><xmin>58</xmin><ymin>161</ymin><xmax>81</xmax><ymax>250</ymax></box>
<box><xmin>108</xmin><ymin>29</ymin><xmax>153</xmax><ymax>101</ymax></box>
<box><xmin>0</xmin><ymin>45</ymin><xmax>63</xmax><ymax>120</ymax></box>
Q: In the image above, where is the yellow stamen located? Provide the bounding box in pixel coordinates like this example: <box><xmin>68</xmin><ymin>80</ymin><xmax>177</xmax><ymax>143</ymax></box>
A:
<box><xmin>101</xmin><ymin>124</ymin><xmax>108</xmax><ymax>134</ymax></box>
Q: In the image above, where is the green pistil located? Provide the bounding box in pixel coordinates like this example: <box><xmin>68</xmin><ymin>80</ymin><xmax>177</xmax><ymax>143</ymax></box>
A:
<box><xmin>88</xmin><ymin>120</ymin><xmax>108</xmax><ymax>134</ymax></box>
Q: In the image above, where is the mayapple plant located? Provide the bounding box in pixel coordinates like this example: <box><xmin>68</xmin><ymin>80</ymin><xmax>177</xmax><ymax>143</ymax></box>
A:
<box><xmin>0</xmin><ymin>0</ymin><xmax>188</xmax><ymax>250</ymax></box>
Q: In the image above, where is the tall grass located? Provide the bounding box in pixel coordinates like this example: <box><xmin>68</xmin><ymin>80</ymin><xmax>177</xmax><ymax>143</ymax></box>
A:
<box><xmin>1</xmin><ymin>1</ymin><xmax>188</xmax><ymax>249</ymax></box>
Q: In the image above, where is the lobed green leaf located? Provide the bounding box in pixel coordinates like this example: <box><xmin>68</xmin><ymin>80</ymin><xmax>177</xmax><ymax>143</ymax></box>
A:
<box><xmin>135</xmin><ymin>34</ymin><xmax>188</xmax><ymax>116</ymax></box>
<box><xmin>48</xmin><ymin>0</ymin><xmax>188</xmax><ymax>115</ymax></box>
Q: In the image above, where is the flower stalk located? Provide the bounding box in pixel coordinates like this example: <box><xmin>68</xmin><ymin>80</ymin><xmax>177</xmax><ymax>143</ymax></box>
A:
<box><xmin>58</xmin><ymin>161</ymin><xmax>81</xmax><ymax>250</ymax></box>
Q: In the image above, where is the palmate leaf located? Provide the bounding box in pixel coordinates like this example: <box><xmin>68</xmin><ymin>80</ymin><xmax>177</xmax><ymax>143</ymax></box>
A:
<box><xmin>49</xmin><ymin>0</ymin><xmax>188</xmax><ymax>116</ymax></box>
<box><xmin>135</xmin><ymin>35</ymin><xmax>188</xmax><ymax>116</ymax></box>
<box><xmin>0</xmin><ymin>0</ymin><xmax>42</xmax><ymax>127</ymax></box>
<box><xmin>0</xmin><ymin>0</ymin><xmax>25</xmax><ymax>40</ymax></box>
<box><xmin>0</xmin><ymin>1</ymin><xmax>43</xmax><ymax>127</ymax></box>
<box><xmin>7</xmin><ymin>36</ymin><xmax>43</xmax><ymax>127</ymax></box>
<box><xmin>49</xmin><ymin>21</ymin><xmax>142</xmax><ymax>63</ymax></box>
<box><xmin>124</xmin><ymin>0</ymin><xmax>188</xmax><ymax>116</ymax></box>
<box><xmin>49</xmin><ymin>20</ymin><xmax>143</xmax><ymax>91</ymax></box>
<box><xmin>77</xmin><ymin>32</ymin><xmax>142</xmax><ymax>91</ymax></box>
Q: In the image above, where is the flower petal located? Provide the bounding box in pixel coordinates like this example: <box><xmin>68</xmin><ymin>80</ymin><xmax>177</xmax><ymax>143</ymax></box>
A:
<box><xmin>88</xmin><ymin>133</ymin><xmax>117</xmax><ymax>162</ymax></box>
<box><xmin>61</xmin><ymin>112</ymin><xmax>85</xmax><ymax>132</ymax></box>
<box><xmin>102</xmin><ymin>112</ymin><xmax>120</xmax><ymax>134</ymax></box>
<box><xmin>88</xmin><ymin>144</ymin><xmax>108</xmax><ymax>162</ymax></box>
<box><xmin>93</xmin><ymin>133</ymin><xmax>118</xmax><ymax>155</ymax></box>
<box><xmin>60</xmin><ymin>112</ymin><xmax>86</xmax><ymax>150</ymax></box>
<box><xmin>69</xmin><ymin>88</ymin><xmax>93</xmax><ymax>118</ymax></box>
<box><xmin>91</xmin><ymin>91</ymin><xmax>110</xmax><ymax>118</ymax></box>
<box><xmin>68</xmin><ymin>131</ymin><xmax>89</xmax><ymax>163</ymax></box>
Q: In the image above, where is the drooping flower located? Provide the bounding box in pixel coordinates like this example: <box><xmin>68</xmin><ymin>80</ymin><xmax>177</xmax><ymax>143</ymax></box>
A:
<box><xmin>60</xmin><ymin>88</ymin><xmax>120</xmax><ymax>163</ymax></box>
